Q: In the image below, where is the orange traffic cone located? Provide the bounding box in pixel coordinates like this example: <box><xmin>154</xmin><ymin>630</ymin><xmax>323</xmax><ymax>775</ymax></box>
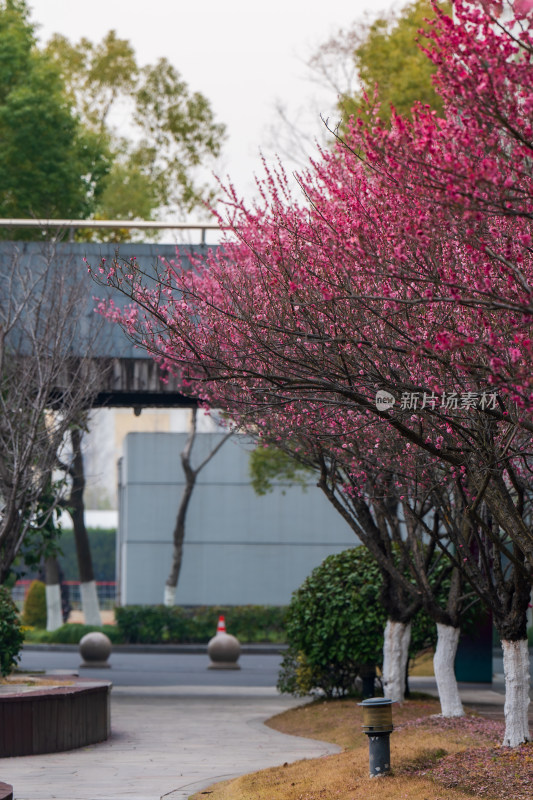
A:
<box><xmin>217</xmin><ymin>615</ymin><xmax>226</xmax><ymax>634</ymax></box>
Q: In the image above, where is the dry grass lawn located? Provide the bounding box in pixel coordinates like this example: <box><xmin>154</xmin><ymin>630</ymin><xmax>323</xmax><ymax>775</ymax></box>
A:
<box><xmin>190</xmin><ymin>696</ymin><xmax>533</xmax><ymax>800</ymax></box>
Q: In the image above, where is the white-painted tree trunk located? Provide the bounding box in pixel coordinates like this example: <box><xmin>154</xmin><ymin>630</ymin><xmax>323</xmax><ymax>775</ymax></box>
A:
<box><xmin>382</xmin><ymin>619</ymin><xmax>411</xmax><ymax>702</ymax></box>
<box><xmin>433</xmin><ymin>623</ymin><xmax>464</xmax><ymax>717</ymax></box>
<box><xmin>80</xmin><ymin>580</ymin><xmax>102</xmax><ymax>626</ymax></box>
<box><xmin>164</xmin><ymin>584</ymin><xmax>176</xmax><ymax>607</ymax></box>
<box><xmin>502</xmin><ymin>639</ymin><xmax>531</xmax><ymax>747</ymax></box>
<box><xmin>46</xmin><ymin>584</ymin><xmax>63</xmax><ymax>631</ymax></box>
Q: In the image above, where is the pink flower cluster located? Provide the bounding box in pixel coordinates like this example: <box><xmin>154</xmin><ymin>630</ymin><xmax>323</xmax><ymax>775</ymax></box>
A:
<box><xmin>91</xmin><ymin>2</ymin><xmax>533</xmax><ymax>612</ymax></box>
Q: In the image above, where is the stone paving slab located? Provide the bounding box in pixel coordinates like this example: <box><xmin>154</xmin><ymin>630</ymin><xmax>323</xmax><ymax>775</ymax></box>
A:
<box><xmin>0</xmin><ymin>687</ymin><xmax>340</xmax><ymax>800</ymax></box>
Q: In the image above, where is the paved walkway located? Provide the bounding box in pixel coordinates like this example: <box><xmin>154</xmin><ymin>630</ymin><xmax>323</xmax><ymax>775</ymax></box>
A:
<box><xmin>2</xmin><ymin>647</ymin><xmax>527</xmax><ymax>800</ymax></box>
<box><xmin>1</xmin><ymin>685</ymin><xmax>340</xmax><ymax>800</ymax></box>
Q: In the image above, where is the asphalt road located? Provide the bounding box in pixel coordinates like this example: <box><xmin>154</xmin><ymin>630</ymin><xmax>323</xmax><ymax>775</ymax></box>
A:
<box><xmin>19</xmin><ymin>644</ymin><xmax>533</xmax><ymax>690</ymax></box>
<box><xmin>18</xmin><ymin>646</ymin><xmax>285</xmax><ymax>687</ymax></box>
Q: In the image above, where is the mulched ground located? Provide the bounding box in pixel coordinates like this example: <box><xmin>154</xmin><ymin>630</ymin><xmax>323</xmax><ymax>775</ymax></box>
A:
<box><xmin>397</xmin><ymin>713</ymin><xmax>533</xmax><ymax>800</ymax></box>
<box><xmin>427</xmin><ymin>742</ymin><xmax>533</xmax><ymax>800</ymax></box>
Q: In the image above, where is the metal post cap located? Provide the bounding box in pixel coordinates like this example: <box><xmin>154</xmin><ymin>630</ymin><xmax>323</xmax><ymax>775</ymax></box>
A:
<box><xmin>358</xmin><ymin>697</ymin><xmax>395</xmax><ymax>734</ymax></box>
<box><xmin>358</xmin><ymin>697</ymin><xmax>395</xmax><ymax>707</ymax></box>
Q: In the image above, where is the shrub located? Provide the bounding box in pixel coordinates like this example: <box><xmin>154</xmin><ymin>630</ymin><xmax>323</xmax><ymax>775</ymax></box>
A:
<box><xmin>114</xmin><ymin>604</ymin><xmax>287</xmax><ymax>644</ymax></box>
<box><xmin>0</xmin><ymin>586</ymin><xmax>24</xmax><ymax>676</ymax></box>
<box><xmin>278</xmin><ymin>547</ymin><xmax>387</xmax><ymax>698</ymax></box>
<box><xmin>277</xmin><ymin>646</ymin><xmax>334</xmax><ymax>697</ymax></box>
<box><xmin>278</xmin><ymin>546</ymin><xmax>469</xmax><ymax>698</ymax></box>
<box><xmin>188</xmin><ymin>605</ymin><xmax>287</xmax><ymax>643</ymax></box>
<box><xmin>114</xmin><ymin>605</ymin><xmax>186</xmax><ymax>644</ymax></box>
<box><xmin>24</xmin><ymin>623</ymin><xmax>123</xmax><ymax>645</ymax></box>
<box><xmin>22</xmin><ymin>579</ymin><xmax>47</xmax><ymax>628</ymax></box>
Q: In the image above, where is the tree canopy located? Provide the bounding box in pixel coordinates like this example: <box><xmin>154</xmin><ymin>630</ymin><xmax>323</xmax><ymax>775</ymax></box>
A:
<box><xmin>337</xmin><ymin>0</ymin><xmax>450</xmax><ymax>126</ymax></box>
<box><xmin>0</xmin><ymin>2</ymin><xmax>225</xmax><ymax>235</ymax></box>
<box><xmin>0</xmin><ymin>0</ymin><xmax>109</xmax><ymax>223</ymax></box>
<box><xmin>45</xmin><ymin>30</ymin><xmax>226</xmax><ymax>225</ymax></box>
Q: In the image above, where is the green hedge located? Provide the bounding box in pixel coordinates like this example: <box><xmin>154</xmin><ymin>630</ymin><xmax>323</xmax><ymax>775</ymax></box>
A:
<box><xmin>24</xmin><ymin>623</ymin><xmax>123</xmax><ymax>644</ymax></box>
<box><xmin>114</xmin><ymin>605</ymin><xmax>287</xmax><ymax>644</ymax></box>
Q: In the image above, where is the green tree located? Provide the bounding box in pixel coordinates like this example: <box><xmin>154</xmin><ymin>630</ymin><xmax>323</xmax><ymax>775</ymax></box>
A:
<box><xmin>335</xmin><ymin>0</ymin><xmax>450</xmax><ymax>127</ymax></box>
<box><xmin>0</xmin><ymin>1</ymin><xmax>109</xmax><ymax>225</ymax></box>
<box><xmin>45</xmin><ymin>30</ymin><xmax>138</xmax><ymax>134</ymax></box>
<box><xmin>249</xmin><ymin>445</ymin><xmax>312</xmax><ymax>496</ymax></box>
<box><xmin>45</xmin><ymin>31</ymin><xmax>226</xmax><ymax>227</ymax></box>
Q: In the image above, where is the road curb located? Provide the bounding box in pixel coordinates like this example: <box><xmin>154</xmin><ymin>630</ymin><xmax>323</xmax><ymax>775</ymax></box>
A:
<box><xmin>22</xmin><ymin>642</ymin><xmax>288</xmax><ymax>655</ymax></box>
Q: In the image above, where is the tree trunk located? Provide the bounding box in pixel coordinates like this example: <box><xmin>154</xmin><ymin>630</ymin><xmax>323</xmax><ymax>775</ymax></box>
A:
<box><xmin>164</xmin><ymin>410</ymin><xmax>235</xmax><ymax>605</ymax></box>
<box><xmin>382</xmin><ymin>619</ymin><xmax>411</xmax><ymax>702</ymax></box>
<box><xmin>69</xmin><ymin>427</ymin><xmax>101</xmax><ymax>626</ymax></box>
<box><xmin>79</xmin><ymin>581</ymin><xmax>102</xmax><ymax>626</ymax></box>
<box><xmin>164</xmin><ymin>410</ymin><xmax>198</xmax><ymax>606</ymax></box>
<box><xmin>164</xmin><ymin>477</ymin><xmax>196</xmax><ymax>605</ymax></box>
<box><xmin>45</xmin><ymin>556</ymin><xmax>63</xmax><ymax>632</ymax></box>
<box><xmin>502</xmin><ymin>639</ymin><xmax>531</xmax><ymax>747</ymax></box>
<box><xmin>433</xmin><ymin>623</ymin><xmax>464</xmax><ymax>717</ymax></box>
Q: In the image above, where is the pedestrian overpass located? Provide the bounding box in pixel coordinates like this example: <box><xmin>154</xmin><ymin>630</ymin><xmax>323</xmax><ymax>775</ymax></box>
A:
<box><xmin>0</xmin><ymin>220</ymin><xmax>220</xmax><ymax>409</ymax></box>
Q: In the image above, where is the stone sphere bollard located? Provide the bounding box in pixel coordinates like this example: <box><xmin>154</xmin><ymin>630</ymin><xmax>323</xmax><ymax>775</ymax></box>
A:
<box><xmin>207</xmin><ymin>632</ymin><xmax>241</xmax><ymax>670</ymax></box>
<box><xmin>79</xmin><ymin>632</ymin><xmax>112</xmax><ymax>669</ymax></box>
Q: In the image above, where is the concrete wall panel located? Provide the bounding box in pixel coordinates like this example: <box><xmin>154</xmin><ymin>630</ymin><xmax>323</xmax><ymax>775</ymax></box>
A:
<box><xmin>119</xmin><ymin>431</ymin><xmax>359</xmax><ymax>606</ymax></box>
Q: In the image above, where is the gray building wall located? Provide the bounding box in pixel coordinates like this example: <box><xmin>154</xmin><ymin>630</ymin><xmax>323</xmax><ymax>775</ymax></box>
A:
<box><xmin>118</xmin><ymin>432</ymin><xmax>358</xmax><ymax>606</ymax></box>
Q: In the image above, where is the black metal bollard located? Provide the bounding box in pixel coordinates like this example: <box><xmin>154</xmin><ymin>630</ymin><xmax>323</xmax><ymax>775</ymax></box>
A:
<box><xmin>358</xmin><ymin>697</ymin><xmax>395</xmax><ymax>777</ymax></box>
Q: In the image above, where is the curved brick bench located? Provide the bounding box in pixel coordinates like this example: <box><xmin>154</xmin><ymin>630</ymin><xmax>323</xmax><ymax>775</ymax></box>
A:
<box><xmin>0</xmin><ymin>678</ymin><xmax>111</xmax><ymax>757</ymax></box>
<box><xmin>0</xmin><ymin>782</ymin><xmax>13</xmax><ymax>800</ymax></box>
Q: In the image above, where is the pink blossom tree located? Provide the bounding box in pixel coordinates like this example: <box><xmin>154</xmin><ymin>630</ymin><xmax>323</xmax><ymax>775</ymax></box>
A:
<box><xmin>91</xmin><ymin>0</ymin><xmax>533</xmax><ymax>745</ymax></box>
<box><xmin>248</xmin><ymin>421</ymin><xmax>473</xmax><ymax>712</ymax></box>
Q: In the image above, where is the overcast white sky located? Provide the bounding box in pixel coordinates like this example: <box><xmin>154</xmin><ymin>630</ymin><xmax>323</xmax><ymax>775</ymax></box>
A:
<box><xmin>28</xmin><ymin>0</ymin><xmax>397</xmax><ymax>225</ymax></box>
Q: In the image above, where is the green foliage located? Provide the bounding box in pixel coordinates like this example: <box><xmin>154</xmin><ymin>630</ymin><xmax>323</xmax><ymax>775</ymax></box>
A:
<box><xmin>114</xmin><ymin>605</ymin><xmax>287</xmax><ymax>644</ymax></box>
<box><xmin>16</xmin><ymin>483</ymin><xmax>64</xmax><ymax>579</ymax></box>
<box><xmin>24</xmin><ymin>623</ymin><xmax>122</xmax><ymax>644</ymax></box>
<box><xmin>92</xmin><ymin>155</ymin><xmax>158</xmax><ymax>223</ymax></box>
<box><xmin>17</xmin><ymin>528</ymin><xmax>116</xmax><ymax>583</ymax></box>
<box><xmin>278</xmin><ymin>547</ymin><xmax>386</xmax><ymax>698</ymax></box>
<box><xmin>0</xmin><ymin>585</ymin><xmax>24</xmax><ymax>676</ymax></box>
<box><xmin>57</xmin><ymin>528</ymin><xmax>116</xmax><ymax>582</ymax></box>
<box><xmin>23</xmin><ymin>607</ymin><xmax>286</xmax><ymax>646</ymax></box>
<box><xmin>45</xmin><ymin>30</ymin><xmax>138</xmax><ymax>133</ymax></box>
<box><xmin>22</xmin><ymin>579</ymin><xmax>46</xmax><ymax>628</ymax></box>
<box><xmin>340</xmin><ymin>0</ymin><xmax>450</xmax><ymax>127</ymax></box>
<box><xmin>249</xmin><ymin>446</ymin><xmax>312</xmax><ymax>496</ymax></box>
<box><xmin>277</xmin><ymin>546</ymin><xmax>446</xmax><ymax>698</ymax></box>
<box><xmin>45</xmin><ymin>30</ymin><xmax>226</xmax><ymax>228</ymax></box>
<box><xmin>0</xmin><ymin>1</ymin><xmax>109</xmax><ymax>228</ymax></box>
